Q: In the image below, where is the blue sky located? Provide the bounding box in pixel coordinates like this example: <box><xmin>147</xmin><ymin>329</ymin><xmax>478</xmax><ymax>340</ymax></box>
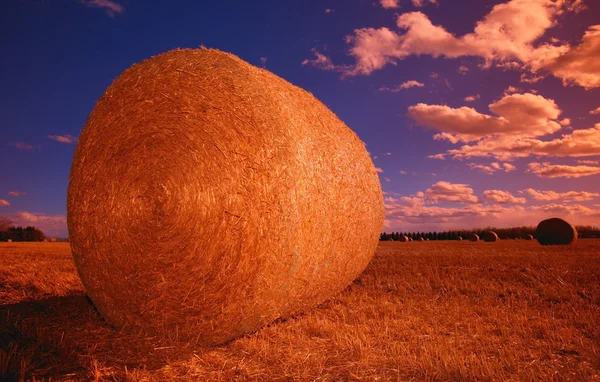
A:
<box><xmin>1</xmin><ymin>0</ymin><xmax>599</xmax><ymax>237</ymax></box>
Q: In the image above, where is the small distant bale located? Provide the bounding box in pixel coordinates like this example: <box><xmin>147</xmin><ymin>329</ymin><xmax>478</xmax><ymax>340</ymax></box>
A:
<box><xmin>7</xmin><ymin>239</ymin><xmax>12</xmax><ymax>243</ymax></box>
<box><xmin>425</xmin><ymin>238</ymin><xmax>430</xmax><ymax>241</ymax></box>
<box><xmin>468</xmin><ymin>234</ymin><xmax>479</xmax><ymax>242</ymax></box>
<box><xmin>387</xmin><ymin>237</ymin><xmax>394</xmax><ymax>241</ymax></box>
<box><xmin>457</xmin><ymin>236</ymin><xmax>463</xmax><ymax>241</ymax></box>
<box><xmin>408</xmin><ymin>237</ymin><xmax>413</xmax><ymax>242</ymax></box>
<box><xmin>536</xmin><ymin>218</ymin><xmax>577</xmax><ymax>246</ymax></box>
<box><xmin>50</xmin><ymin>238</ymin><xmax>57</xmax><ymax>243</ymax></box>
<box><xmin>483</xmin><ymin>231</ymin><xmax>499</xmax><ymax>242</ymax></box>
<box><xmin>399</xmin><ymin>235</ymin><xmax>409</xmax><ymax>242</ymax></box>
<box><xmin>418</xmin><ymin>237</ymin><xmax>424</xmax><ymax>241</ymax></box>
<box><xmin>525</xmin><ymin>234</ymin><xmax>534</xmax><ymax>241</ymax></box>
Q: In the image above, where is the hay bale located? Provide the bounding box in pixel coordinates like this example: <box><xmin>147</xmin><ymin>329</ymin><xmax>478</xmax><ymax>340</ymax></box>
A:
<box><xmin>50</xmin><ymin>238</ymin><xmax>57</xmax><ymax>243</ymax></box>
<box><xmin>483</xmin><ymin>231</ymin><xmax>499</xmax><ymax>242</ymax></box>
<box><xmin>457</xmin><ymin>236</ymin><xmax>463</xmax><ymax>241</ymax></box>
<box><xmin>67</xmin><ymin>48</ymin><xmax>384</xmax><ymax>346</ymax></box>
<box><xmin>408</xmin><ymin>237</ymin><xmax>413</xmax><ymax>242</ymax></box>
<box><xmin>468</xmin><ymin>234</ymin><xmax>479</xmax><ymax>242</ymax></box>
<box><xmin>399</xmin><ymin>235</ymin><xmax>409</xmax><ymax>242</ymax></box>
<box><xmin>525</xmin><ymin>234</ymin><xmax>534</xmax><ymax>241</ymax></box>
<box><xmin>387</xmin><ymin>237</ymin><xmax>394</xmax><ymax>241</ymax></box>
<box><xmin>535</xmin><ymin>218</ymin><xmax>577</xmax><ymax>245</ymax></box>
<box><xmin>7</xmin><ymin>239</ymin><xmax>12</xmax><ymax>243</ymax></box>
<box><xmin>418</xmin><ymin>237</ymin><xmax>424</xmax><ymax>241</ymax></box>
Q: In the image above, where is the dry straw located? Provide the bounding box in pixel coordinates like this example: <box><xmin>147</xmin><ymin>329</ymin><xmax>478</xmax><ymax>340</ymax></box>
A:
<box><xmin>483</xmin><ymin>231</ymin><xmax>499</xmax><ymax>242</ymax></box>
<box><xmin>535</xmin><ymin>218</ymin><xmax>577</xmax><ymax>245</ymax></box>
<box><xmin>468</xmin><ymin>234</ymin><xmax>479</xmax><ymax>242</ymax></box>
<box><xmin>67</xmin><ymin>48</ymin><xmax>384</xmax><ymax>346</ymax></box>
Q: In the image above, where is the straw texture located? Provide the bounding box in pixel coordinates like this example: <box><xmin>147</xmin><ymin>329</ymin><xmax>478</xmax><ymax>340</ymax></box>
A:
<box><xmin>67</xmin><ymin>48</ymin><xmax>384</xmax><ymax>346</ymax></box>
<box><xmin>535</xmin><ymin>218</ymin><xmax>577</xmax><ymax>246</ymax></box>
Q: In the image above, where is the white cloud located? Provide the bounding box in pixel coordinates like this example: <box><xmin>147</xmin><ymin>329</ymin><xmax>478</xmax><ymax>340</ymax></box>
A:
<box><xmin>528</xmin><ymin>162</ymin><xmax>600</xmax><ymax>178</ymax></box>
<box><xmin>379</xmin><ymin>80</ymin><xmax>424</xmax><ymax>92</ymax></box>
<box><xmin>425</xmin><ymin>181</ymin><xmax>480</xmax><ymax>204</ymax></box>
<box><xmin>483</xmin><ymin>190</ymin><xmax>526</xmax><ymax>204</ymax></box>
<box><xmin>380</xmin><ymin>0</ymin><xmax>400</xmax><ymax>9</ymax></box>
<box><xmin>48</xmin><ymin>134</ymin><xmax>78</xmax><ymax>144</ymax></box>
<box><xmin>522</xmin><ymin>188</ymin><xmax>600</xmax><ymax>202</ymax></box>
<box><xmin>302</xmin><ymin>49</ymin><xmax>339</xmax><ymax>71</ymax></box>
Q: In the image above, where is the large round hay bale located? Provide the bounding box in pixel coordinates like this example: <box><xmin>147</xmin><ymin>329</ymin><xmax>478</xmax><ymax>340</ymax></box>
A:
<box><xmin>535</xmin><ymin>218</ymin><xmax>577</xmax><ymax>245</ymax></box>
<box><xmin>525</xmin><ymin>234</ymin><xmax>534</xmax><ymax>241</ymax></box>
<box><xmin>468</xmin><ymin>234</ymin><xmax>479</xmax><ymax>242</ymax></box>
<box><xmin>483</xmin><ymin>231</ymin><xmax>499</xmax><ymax>242</ymax></box>
<box><xmin>399</xmin><ymin>235</ymin><xmax>409</xmax><ymax>242</ymax></box>
<box><xmin>67</xmin><ymin>48</ymin><xmax>384</xmax><ymax>346</ymax></box>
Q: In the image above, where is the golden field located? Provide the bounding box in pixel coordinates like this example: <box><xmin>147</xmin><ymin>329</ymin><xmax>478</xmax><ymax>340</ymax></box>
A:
<box><xmin>0</xmin><ymin>241</ymin><xmax>599</xmax><ymax>381</ymax></box>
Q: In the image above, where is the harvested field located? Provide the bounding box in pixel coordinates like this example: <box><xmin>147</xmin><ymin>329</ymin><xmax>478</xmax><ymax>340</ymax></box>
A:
<box><xmin>1</xmin><ymin>241</ymin><xmax>599</xmax><ymax>381</ymax></box>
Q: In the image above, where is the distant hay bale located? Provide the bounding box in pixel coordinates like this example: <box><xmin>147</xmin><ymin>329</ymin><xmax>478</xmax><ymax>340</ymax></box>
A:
<box><xmin>457</xmin><ymin>236</ymin><xmax>463</xmax><ymax>241</ymax></box>
<box><xmin>408</xmin><ymin>237</ymin><xmax>413</xmax><ymax>242</ymax></box>
<box><xmin>50</xmin><ymin>238</ymin><xmax>57</xmax><ymax>243</ymax></box>
<box><xmin>67</xmin><ymin>48</ymin><xmax>384</xmax><ymax>346</ymax></box>
<box><xmin>525</xmin><ymin>234</ymin><xmax>534</xmax><ymax>241</ymax></box>
<box><xmin>483</xmin><ymin>231</ymin><xmax>499</xmax><ymax>242</ymax></box>
<box><xmin>418</xmin><ymin>237</ymin><xmax>424</xmax><ymax>241</ymax></box>
<box><xmin>43</xmin><ymin>239</ymin><xmax>48</xmax><ymax>242</ymax></box>
<box><xmin>387</xmin><ymin>237</ymin><xmax>394</xmax><ymax>241</ymax></box>
<box><xmin>468</xmin><ymin>234</ymin><xmax>479</xmax><ymax>242</ymax></box>
<box><xmin>535</xmin><ymin>218</ymin><xmax>577</xmax><ymax>246</ymax></box>
<box><xmin>399</xmin><ymin>235</ymin><xmax>409</xmax><ymax>242</ymax></box>
<box><xmin>7</xmin><ymin>239</ymin><xmax>12</xmax><ymax>243</ymax></box>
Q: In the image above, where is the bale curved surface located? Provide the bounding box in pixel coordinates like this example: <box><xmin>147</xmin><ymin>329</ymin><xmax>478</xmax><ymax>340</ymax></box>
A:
<box><xmin>483</xmin><ymin>231</ymin><xmax>499</xmax><ymax>242</ymax></box>
<box><xmin>535</xmin><ymin>218</ymin><xmax>577</xmax><ymax>246</ymax></box>
<box><xmin>468</xmin><ymin>234</ymin><xmax>479</xmax><ymax>242</ymax></box>
<box><xmin>457</xmin><ymin>236</ymin><xmax>463</xmax><ymax>241</ymax></box>
<box><xmin>399</xmin><ymin>235</ymin><xmax>409</xmax><ymax>242</ymax></box>
<box><xmin>67</xmin><ymin>48</ymin><xmax>384</xmax><ymax>346</ymax></box>
<box><xmin>526</xmin><ymin>234</ymin><xmax>534</xmax><ymax>241</ymax></box>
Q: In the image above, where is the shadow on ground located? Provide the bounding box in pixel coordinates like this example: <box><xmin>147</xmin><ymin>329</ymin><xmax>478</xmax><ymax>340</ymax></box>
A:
<box><xmin>0</xmin><ymin>295</ymin><xmax>196</xmax><ymax>380</ymax></box>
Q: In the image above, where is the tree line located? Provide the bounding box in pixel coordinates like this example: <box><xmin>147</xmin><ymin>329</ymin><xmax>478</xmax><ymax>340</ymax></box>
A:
<box><xmin>380</xmin><ymin>225</ymin><xmax>600</xmax><ymax>241</ymax></box>
<box><xmin>0</xmin><ymin>217</ymin><xmax>46</xmax><ymax>242</ymax></box>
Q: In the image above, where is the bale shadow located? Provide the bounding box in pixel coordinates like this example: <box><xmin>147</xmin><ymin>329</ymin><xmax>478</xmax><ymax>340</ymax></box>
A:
<box><xmin>0</xmin><ymin>295</ymin><xmax>196</xmax><ymax>380</ymax></box>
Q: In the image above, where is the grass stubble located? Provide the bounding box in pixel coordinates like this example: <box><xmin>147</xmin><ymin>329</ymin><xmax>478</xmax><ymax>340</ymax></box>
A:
<box><xmin>0</xmin><ymin>241</ymin><xmax>598</xmax><ymax>381</ymax></box>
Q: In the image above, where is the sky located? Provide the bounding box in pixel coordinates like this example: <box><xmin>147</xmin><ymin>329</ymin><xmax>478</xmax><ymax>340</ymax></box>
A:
<box><xmin>1</xmin><ymin>0</ymin><xmax>599</xmax><ymax>238</ymax></box>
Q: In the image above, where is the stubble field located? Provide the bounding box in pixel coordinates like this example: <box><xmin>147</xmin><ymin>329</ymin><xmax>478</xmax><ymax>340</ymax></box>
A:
<box><xmin>0</xmin><ymin>240</ymin><xmax>599</xmax><ymax>381</ymax></box>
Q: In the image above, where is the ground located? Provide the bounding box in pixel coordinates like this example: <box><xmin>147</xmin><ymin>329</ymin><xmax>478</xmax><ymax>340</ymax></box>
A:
<box><xmin>0</xmin><ymin>241</ymin><xmax>599</xmax><ymax>381</ymax></box>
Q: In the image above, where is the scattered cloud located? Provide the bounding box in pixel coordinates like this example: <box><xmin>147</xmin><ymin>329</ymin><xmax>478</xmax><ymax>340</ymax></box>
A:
<box><xmin>380</xmin><ymin>0</ymin><xmax>399</xmax><ymax>9</ymax></box>
<box><xmin>260</xmin><ymin>57</ymin><xmax>267</xmax><ymax>68</ymax></box>
<box><xmin>464</xmin><ymin>94</ymin><xmax>480</xmax><ymax>102</ymax></box>
<box><xmin>483</xmin><ymin>190</ymin><xmax>526</xmax><ymax>204</ymax></box>
<box><xmin>590</xmin><ymin>106</ymin><xmax>600</xmax><ymax>115</ymax></box>
<box><xmin>79</xmin><ymin>0</ymin><xmax>125</xmax><ymax>17</ymax></box>
<box><xmin>559</xmin><ymin>118</ymin><xmax>571</xmax><ymax>126</ymax></box>
<box><xmin>528</xmin><ymin>162</ymin><xmax>600</xmax><ymax>178</ymax></box>
<box><xmin>504</xmin><ymin>86</ymin><xmax>522</xmax><ymax>95</ymax></box>
<box><xmin>302</xmin><ymin>48</ymin><xmax>345</xmax><ymax>72</ymax></box>
<box><xmin>425</xmin><ymin>181</ymin><xmax>480</xmax><ymax>204</ymax></box>
<box><xmin>340</xmin><ymin>0</ymin><xmax>599</xmax><ymax>88</ymax></box>
<box><xmin>383</xmin><ymin>152</ymin><xmax>392</xmax><ymax>156</ymax></box>
<box><xmin>8</xmin><ymin>142</ymin><xmax>36</xmax><ymax>151</ymax></box>
<box><xmin>384</xmin><ymin>177</ymin><xmax>391</xmax><ymax>182</ymax></box>
<box><xmin>400</xmin><ymin>170</ymin><xmax>408</xmax><ymax>175</ymax></box>
<box><xmin>522</xmin><ymin>188</ymin><xmax>600</xmax><ymax>202</ymax></box>
<box><xmin>0</xmin><ymin>199</ymin><xmax>10</xmax><ymax>207</ymax></box>
<box><xmin>48</xmin><ymin>134</ymin><xmax>78</xmax><ymax>144</ymax></box>
<box><xmin>412</xmin><ymin>0</ymin><xmax>438</xmax><ymax>7</ymax></box>
<box><xmin>325</xmin><ymin>8</ymin><xmax>335</xmax><ymax>14</ymax></box>
<box><xmin>7</xmin><ymin>191</ymin><xmax>26</xmax><ymax>197</ymax></box>
<box><xmin>409</xmin><ymin>92</ymin><xmax>562</xmax><ymax>143</ymax></box>
<box><xmin>457</xmin><ymin>65</ymin><xmax>469</xmax><ymax>74</ymax></box>
<box><xmin>468</xmin><ymin>162</ymin><xmax>516</xmax><ymax>174</ymax></box>
<box><xmin>577</xmin><ymin>159</ymin><xmax>600</xmax><ymax>165</ymax></box>
<box><xmin>379</xmin><ymin>80</ymin><xmax>424</xmax><ymax>92</ymax></box>
<box><xmin>376</xmin><ymin>167</ymin><xmax>384</xmax><ymax>173</ymax></box>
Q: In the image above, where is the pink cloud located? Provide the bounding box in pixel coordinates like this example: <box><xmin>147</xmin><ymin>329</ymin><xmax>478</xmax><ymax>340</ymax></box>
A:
<box><xmin>483</xmin><ymin>190</ymin><xmax>526</xmax><ymax>204</ymax></box>
<box><xmin>7</xmin><ymin>191</ymin><xmax>27</xmax><ymax>197</ymax></box>
<box><xmin>425</xmin><ymin>181</ymin><xmax>480</xmax><ymax>204</ymax></box>
<box><xmin>409</xmin><ymin>92</ymin><xmax>562</xmax><ymax>143</ymax></box>
<box><xmin>528</xmin><ymin>162</ymin><xmax>600</xmax><ymax>178</ymax></box>
<box><xmin>0</xmin><ymin>199</ymin><xmax>10</xmax><ymax>207</ymax></box>
<box><xmin>302</xmin><ymin>49</ymin><xmax>344</xmax><ymax>72</ymax></box>
<box><xmin>48</xmin><ymin>134</ymin><xmax>78</xmax><ymax>144</ymax></box>
<box><xmin>8</xmin><ymin>142</ymin><xmax>36</xmax><ymax>151</ymax></box>
<box><xmin>379</xmin><ymin>80</ymin><xmax>424</xmax><ymax>92</ymax></box>
<box><xmin>590</xmin><ymin>106</ymin><xmax>600</xmax><ymax>115</ymax></box>
<box><xmin>79</xmin><ymin>0</ymin><xmax>125</xmax><ymax>17</ymax></box>
<box><xmin>380</xmin><ymin>0</ymin><xmax>399</xmax><ymax>9</ymax></box>
<box><xmin>458</xmin><ymin>65</ymin><xmax>469</xmax><ymax>74</ymax></box>
<box><xmin>464</xmin><ymin>94</ymin><xmax>480</xmax><ymax>102</ymax></box>
<box><xmin>468</xmin><ymin>162</ymin><xmax>516</xmax><ymax>175</ymax></box>
<box><xmin>522</xmin><ymin>188</ymin><xmax>600</xmax><ymax>202</ymax></box>
<box><xmin>412</xmin><ymin>0</ymin><xmax>438</xmax><ymax>6</ymax></box>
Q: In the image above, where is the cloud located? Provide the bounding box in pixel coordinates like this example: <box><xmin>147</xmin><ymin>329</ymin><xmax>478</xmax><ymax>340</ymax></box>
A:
<box><xmin>7</xmin><ymin>191</ymin><xmax>26</xmax><ymax>197</ymax></box>
<box><xmin>48</xmin><ymin>134</ymin><xmax>78</xmax><ymax>144</ymax></box>
<box><xmin>0</xmin><ymin>199</ymin><xmax>10</xmax><ymax>207</ymax></box>
<box><xmin>559</xmin><ymin>118</ymin><xmax>571</xmax><ymax>126</ymax></box>
<box><xmin>379</xmin><ymin>80</ymin><xmax>424</xmax><ymax>92</ymax></box>
<box><xmin>483</xmin><ymin>190</ymin><xmax>526</xmax><ymax>204</ymax></box>
<box><xmin>504</xmin><ymin>86</ymin><xmax>522</xmax><ymax>94</ymax></box>
<box><xmin>412</xmin><ymin>0</ymin><xmax>438</xmax><ymax>7</ymax></box>
<box><xmin>341</xmin><ymin>0</ymin><xmax>598</xmax><ymax>88</ymax></box>
<box><xmin>260</xmin><ymin>57</ymin><xmax>267</xmax><ymax>68</ymax></box>
<box><xmin>325</xmin><ymin>8</ymin><xmax>335</xmax><ymax>14</ymax></box>
<box><xmin>528</xmin><ymin>162</ymin><xmax>600</xmax><ymax>178</ymax></box>
<box><xmin>400</xmin><ymin>170</ymin><xmax>408</xmax><ymax>175</ymax></box>
<box><xmin>302</xmin><ymin>49</ymin><xmax>343</xmax><ymax>72</ymax></box>
<box><xmin>408</xmin><ymin>92</ymin><xmax>562</xmax><ymax>143</ymax></box>
<box><xmin>464</xmin><ymin>94</ymin><xmax>480</xmax><ymax>102</ymax></box>
<box><xmin>8</xmin><ymin>142</ymin><xmax>36</xmax><ymax>151</ymax></box>
<box><xmin>590</xmin><ymin>106</ymin><xmax>600</xmax><ymax>115</ymax></box>
<box><xmin>425</xmin><ymin>181</ymin><xmax>480</xmax><ymax>204</ymax></box>
<box><xmin>468</xmin><ymin>162</ymin><xmax>516</xmax><ymax>174</ymax></box>
<box><xmin>9</xmin><ymin>212</ymin><xmax>68</xmax><ymax>238</ymax></box>
<box><xmin>376</xmin><ymin>167</ymin><xmax>384</xmax><ymax>173</ymax></box>
<box><xmin>457</xmin><ymin>65</ymin><xmax>469</xmax><ymax>74</ymax></box>
<box><xmin>577</xmin><ymin>159</ymin><xmax>600</xmax><ymax>165</ymax></box>
<box><xmin>79</xmin><ymin>0</ymin><xmax>125</xmax><ymax>17</ymax></box>
<box><xmin>380</xmin><ymin>0</ymin><xmax>400</xmax><ymax>9</ymax></box>
<box><xmin>522</xmin><ymin>188</ymin><xmax>600</xmax><ymax>202</ymax></box>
